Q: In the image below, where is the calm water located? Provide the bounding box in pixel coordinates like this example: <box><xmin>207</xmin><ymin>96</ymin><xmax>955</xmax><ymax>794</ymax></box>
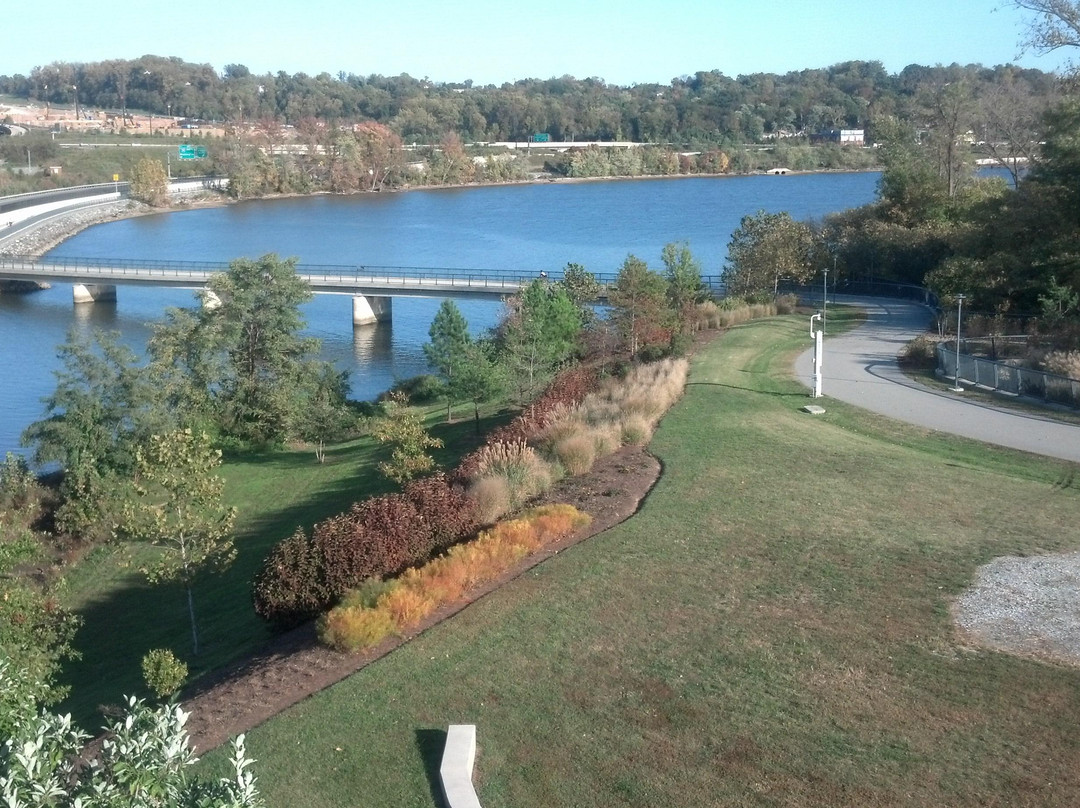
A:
<box><xmin>0</xmin><ymin>172</ymin><xmax>880</xmax><ymax>460</ymax></box>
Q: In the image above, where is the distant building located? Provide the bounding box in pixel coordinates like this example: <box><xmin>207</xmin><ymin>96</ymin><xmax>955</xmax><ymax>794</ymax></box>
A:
<box><xmin>810</xmin><ymin>129</ymin><xmax>865</xmax><ymax>145</ymax></box>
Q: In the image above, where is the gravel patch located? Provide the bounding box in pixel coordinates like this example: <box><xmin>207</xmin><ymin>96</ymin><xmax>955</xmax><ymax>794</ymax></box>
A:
<box><xmin>954</xmin><ymin>552</ymin><xmax>1080</xmax><ymax>665</ymax></box>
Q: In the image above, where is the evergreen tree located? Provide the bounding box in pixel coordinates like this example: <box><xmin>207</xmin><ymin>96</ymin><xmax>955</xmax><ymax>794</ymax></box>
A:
<box><xmin>423</xmin><ymin>299</ymin><xmax>472</xmax><ymax>422</ymax></box>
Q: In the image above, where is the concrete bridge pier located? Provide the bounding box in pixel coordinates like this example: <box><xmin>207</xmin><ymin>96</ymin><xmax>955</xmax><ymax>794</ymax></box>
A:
<box><xmin>353</xmin><ymin>294</ymin><xmax>392</xmax><ymax>326</ymax></box>
<box><xmin>72</xmin><ymin>284</ymin><xmax>117</xmax><ymax>304</ymax></box>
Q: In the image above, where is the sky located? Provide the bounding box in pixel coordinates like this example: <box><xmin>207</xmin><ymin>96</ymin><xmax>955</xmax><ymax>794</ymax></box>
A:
<box><xmin>2</xmin><ymin>0</ymin><xmax>1072</xmax><ymax>85</ymax></box>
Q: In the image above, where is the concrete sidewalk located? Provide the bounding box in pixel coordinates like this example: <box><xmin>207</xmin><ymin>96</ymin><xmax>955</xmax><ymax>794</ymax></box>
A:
<box><xmin>793</xmin><ymin>298</ymin><xmax>1080</xmax><ymax>464</ymax></box>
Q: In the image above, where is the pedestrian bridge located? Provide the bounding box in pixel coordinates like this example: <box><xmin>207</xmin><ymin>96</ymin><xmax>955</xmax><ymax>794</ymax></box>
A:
<box><xmin>0</xmin><ymin>255</ymin><xmax>577</xmax><ymax>324</ymax></box>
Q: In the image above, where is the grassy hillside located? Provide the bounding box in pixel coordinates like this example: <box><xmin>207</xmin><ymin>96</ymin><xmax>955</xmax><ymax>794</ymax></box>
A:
<box><xmin>198</xmin><ymin>314</ymin><xmax>1080</xmax><ymax>807</ymax></box>
<box><xmin>57</xmin><ymin>406</ymin><xmax>508</xmax><ymax>726</ymax></box>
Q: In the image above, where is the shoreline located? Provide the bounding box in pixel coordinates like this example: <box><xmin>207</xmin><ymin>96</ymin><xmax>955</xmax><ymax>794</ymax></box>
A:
<box><xmin>0</xmin><ymin>166</ymin><xmax>880</xmax><ymax>268</ymax></box>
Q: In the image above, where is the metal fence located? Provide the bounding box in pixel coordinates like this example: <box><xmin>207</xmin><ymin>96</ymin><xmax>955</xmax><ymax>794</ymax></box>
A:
<box><xmin>936</xmin><ymin>342</ymin><xmax>1080</xmax><ymax>409</ymax></box>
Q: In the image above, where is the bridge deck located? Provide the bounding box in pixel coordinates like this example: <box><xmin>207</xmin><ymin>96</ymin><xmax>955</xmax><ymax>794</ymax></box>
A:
<box><xmin>0</xmin><ymin>255</ymin><xmax>724</xmax><ymax>301</ymax></box>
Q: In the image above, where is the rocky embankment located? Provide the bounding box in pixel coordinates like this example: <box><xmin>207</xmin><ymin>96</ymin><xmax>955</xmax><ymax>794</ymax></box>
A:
<box><xmin>0</xmin><ymin>200</ymin><xmax>147</xmax><ymax>257</ymax></box>
<box><xmin>0</xmin><ymin>200</ymin><xmax>151</xmax><ymax>293</ymax></box>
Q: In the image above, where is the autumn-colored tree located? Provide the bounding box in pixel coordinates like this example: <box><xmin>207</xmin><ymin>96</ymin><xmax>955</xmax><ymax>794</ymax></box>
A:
<box><xmin>608</xmin><ymin>255</ymin><xmax>670</xmax><ymax>358</ymax></box>
<box><xmin>129</xmin><ymin>157</ymin><xmax>169</xmax><ymax>206</ymax></box>
<box><xmin>354</xmin><ymin>121</ymin><xmax>404</xmax><ymax>190</ymax></box>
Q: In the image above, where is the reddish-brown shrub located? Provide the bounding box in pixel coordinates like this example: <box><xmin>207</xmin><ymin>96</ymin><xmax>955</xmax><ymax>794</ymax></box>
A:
<box><xmin>310</xmin><ymin>506</ymin><xmax>386</xmax><ymax>600</ymax></box>
<box><xmin>349</xmin><ymin>494</ymin><xmax>426</xmax><ymax>576</ymax></box>
<box><xmin>252</xmin><ymin>526</ymin><xmax>328</xmax><ymax>628</ymax></box>
<box><xmin>404</xmin><ymin>473</ymin><xmax>478</xmax><ymax>553</ymax></box>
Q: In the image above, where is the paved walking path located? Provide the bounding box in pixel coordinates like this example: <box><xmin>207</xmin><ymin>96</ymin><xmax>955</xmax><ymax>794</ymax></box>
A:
<box><xmin>793</xmin><ymin>297</ymin><xmax>1080</xmax><ymax>464</ymax></box>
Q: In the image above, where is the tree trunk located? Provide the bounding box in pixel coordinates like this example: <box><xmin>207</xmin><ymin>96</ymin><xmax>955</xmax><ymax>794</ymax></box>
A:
<box><xmin>187</xmin><ymin>585</ymin><xmax>200</xmax><ymax>656</ymax></box>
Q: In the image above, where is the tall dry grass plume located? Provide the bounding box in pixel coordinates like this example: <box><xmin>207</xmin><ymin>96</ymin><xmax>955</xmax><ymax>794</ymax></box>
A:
<box><xmin>467</xmin><ymin>441</ymin><xmax>553</xmax><ymax>517</ymax></box>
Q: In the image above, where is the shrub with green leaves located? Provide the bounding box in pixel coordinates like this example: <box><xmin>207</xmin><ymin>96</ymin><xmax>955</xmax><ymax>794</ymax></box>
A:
<box><xmin>141</xmin><ymin>648</ymin><xmax>189</xmax><ymax>699</ymax></box>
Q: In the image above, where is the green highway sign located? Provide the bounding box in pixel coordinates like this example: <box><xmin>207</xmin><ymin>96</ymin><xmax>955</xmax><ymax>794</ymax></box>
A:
<box><xmin>178</xmin><ymin>145</ymin><xmax>208</xmax><ymax>160</ymax></box>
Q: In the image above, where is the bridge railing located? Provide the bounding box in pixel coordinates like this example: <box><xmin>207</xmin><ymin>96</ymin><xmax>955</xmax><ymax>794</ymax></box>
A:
<box><xmin>0</xmin><ymin>254</ymin><xmax>724</xmax><ymax>291</ymax></box>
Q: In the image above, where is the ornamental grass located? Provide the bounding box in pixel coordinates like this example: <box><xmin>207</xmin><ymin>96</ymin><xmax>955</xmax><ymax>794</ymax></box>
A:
<box><xmin>319</xmin><ymin>505</ymin><xmax>590</xmax><ymax>651</ymax></box>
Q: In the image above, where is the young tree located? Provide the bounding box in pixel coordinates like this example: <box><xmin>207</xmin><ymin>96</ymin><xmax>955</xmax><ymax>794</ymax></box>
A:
<box><xmin>499</xmin><ymin>279</ymin><xmax>582</xmax><ymax>403</ymax></box>
<box><xmin>23</xmin><ymin>329</ymin><xmax>168</xmax><ymax>480</ymax></box>
<box><xmin>22</xmin><ymin>329</ymin><xmax>171</xmax><ymax>539</ymax></box>
<box><xmin>129</xmin><ymin>156</ymin><xmax>169</xmax><ymax>206</ymax></box>
<box><xmin>290</xmin><ymin>364</ymin><xmax>354</xmax><ymax>463</ymax></box>
<box><xmin>423</xmin><ymin>299</ymin><xmax>472</xmax><ymax>422</ymax></box>
<box><xmin>119</xmin><ymin>429</ymin><xmax>237</xmax><ymax>656</ymax></box>
<box><xmin>661</xmin><ymin>241</ymin><xmax>706</xmax><ymax>337</ymax></box>
<box><xmin>722</xmin><ymin>211</ymin><xmax>815</xmax><ymax>296</ymax></box>
<box><xmin>0</xmin><ymin>659</ymin><xmax>264</xmax><ymax>808</ymax></box>
<box><xmin>559</xmin><ymin>262</ymin><xmax>602</xmax><ymax>317</ymax></box>
<box><xmin>608</xmin><ymin>254</ymin><xmax>670</xmax><ymax>359</ymax></box>
<box><xmin>371</xmin><ymin>392</ymin><xmax>444</xmax><ymax>485</ymax></box>
<box><xmin>454</xmin><ymin>339</ymin><xmax>507</xmax><ymax>433</ymax></box>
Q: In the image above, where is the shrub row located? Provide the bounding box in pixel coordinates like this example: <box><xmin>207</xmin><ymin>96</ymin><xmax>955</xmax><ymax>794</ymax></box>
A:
<box><xmin>318</xmin><ymin>504</ymin><xmax>591</xmax><ymax>651</ymax></box>
<box><xmin>255</xmin><ymin>357</ymin><xmax>692</xmax><ymax>629</ymax></box>
<box><xmin>252</xmin><ymin>473</ymin><xmax>477</xmax><ymax>627</ymax></box>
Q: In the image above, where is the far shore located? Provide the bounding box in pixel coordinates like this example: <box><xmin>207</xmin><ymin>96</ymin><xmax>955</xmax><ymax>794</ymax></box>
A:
<box><xmin>1</xmin><ymin>166</ymin><xmax>880</xmax><ymax>268</ymax></box>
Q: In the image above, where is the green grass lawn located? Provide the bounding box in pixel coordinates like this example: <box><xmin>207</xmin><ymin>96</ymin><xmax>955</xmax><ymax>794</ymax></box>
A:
<box><xmin>57</xmin><ymin>403</ymin><xmax>510</xmax><ymax>726</ymax></box>
<box><xmin>197</xmin><ymin>314</ymin><xmax>1080</xmax><ymax>807</ymax></box>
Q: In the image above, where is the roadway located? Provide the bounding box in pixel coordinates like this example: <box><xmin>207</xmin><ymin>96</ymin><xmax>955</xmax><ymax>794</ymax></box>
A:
<box><xmin>793</xmin><ymin>297</ymin><xmax>1080</xmax><ymax>464</ymax></box>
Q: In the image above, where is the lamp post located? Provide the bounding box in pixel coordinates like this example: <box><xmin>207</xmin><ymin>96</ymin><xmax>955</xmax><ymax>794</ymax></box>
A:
<box><xmin>951</xmin><ymin>294</ymin><xmax>966</xmax><ymax>392</ymax></box>
<box><xmin>72</xmin><ymin>84</ymin><xmax>79</xmax><ymax>122</ymax></box>
<box><xmin>822</xmin><ymin>262</ymin><xmax>830</xmax><ymax>335</ymax></box>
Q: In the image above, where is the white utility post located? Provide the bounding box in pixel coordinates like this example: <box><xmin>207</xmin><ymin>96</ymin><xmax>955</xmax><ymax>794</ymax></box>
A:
<box><xmin>951</xmin><ymin>293</ymin><xmax>966</xmax><ymax>392</ymax></box>
<box><xmin>810</xmin><ymin>313</ymin><xmax>824</xmax><ymax>398</ymax></box>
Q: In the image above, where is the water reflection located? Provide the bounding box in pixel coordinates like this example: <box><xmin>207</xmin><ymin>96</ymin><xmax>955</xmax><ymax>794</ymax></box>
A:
<box><xmin>352</xmin><ymin>323</ymin><xmax>393</xmax><ymax>365</ymax></box>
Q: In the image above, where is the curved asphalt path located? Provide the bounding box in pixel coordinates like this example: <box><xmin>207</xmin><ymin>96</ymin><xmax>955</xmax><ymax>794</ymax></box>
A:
<box><xmin>793</xmin><ymin>297</ymin><xmax>1080</xmax><ymax>464</ymax></box>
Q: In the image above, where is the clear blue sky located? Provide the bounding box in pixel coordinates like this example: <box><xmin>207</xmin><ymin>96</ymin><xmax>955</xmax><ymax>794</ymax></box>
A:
<box><xmin>2</xmin><ymin>0</ymin><xmax>1070</xmax><ymax>84</ymax></box>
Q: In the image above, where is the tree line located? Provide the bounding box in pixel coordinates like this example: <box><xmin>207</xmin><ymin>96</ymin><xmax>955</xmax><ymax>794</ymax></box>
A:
<box><xmin>0</xmin><ymin>56</ymin><xmax>1060</xmax><ymax>147</ymax></box>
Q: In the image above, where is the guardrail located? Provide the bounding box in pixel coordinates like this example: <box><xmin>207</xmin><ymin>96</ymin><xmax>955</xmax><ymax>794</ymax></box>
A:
<box><xmin>937</xmin><ymin>342</ymin><xmax>1080</xmax><ymax>409</ymax></box>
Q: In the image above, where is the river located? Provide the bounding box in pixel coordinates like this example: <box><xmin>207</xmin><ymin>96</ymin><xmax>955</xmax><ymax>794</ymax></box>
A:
<box><xmin>0</xmin><ymin>172</ymin><xmax>881</xmax><ymax>460</ymax></box>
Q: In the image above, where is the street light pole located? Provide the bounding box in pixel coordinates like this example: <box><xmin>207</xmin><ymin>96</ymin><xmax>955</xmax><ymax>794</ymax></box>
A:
<box><xmin>951</xmin><ymin>294</ymin><xmax>966</xmax><ymax>392</ymax></box>
<box><xmin>823</xmin><ymin>263</ymin><xmax>829</xmax><ymax>335</ymax></box>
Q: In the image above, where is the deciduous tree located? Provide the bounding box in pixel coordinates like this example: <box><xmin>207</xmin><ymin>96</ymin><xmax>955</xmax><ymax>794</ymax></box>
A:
<box><xmin>723</xmin><ymin>211</ymin><xmax>815</xmax><ymax>296</ymax></box>
<box><xmin>129</xmin><ymin>157</ymin><xmax>169</xmax><ymax>206</ymax></box>
<box><xmin>371</xmin><ymin>392</ymin><xmax>443</xmax><ymax>485</ymax></box>
<box><xmin>661</xmin><ymin>241</ymin><xmax>706</xmax><ymax>337</ymax></box>
<box><xmin>499</xmin><ymin>279</ymin><xmax>582</xmax><ymax>402</ymax></box>
<box><xmin>119</xmin><ymin>429</ymin><xmax>237</xmax><ymax>655</ymax></box>
<box><xmin>608</xmin><ymin>255</ymin><xmax>669</xmax><ymax>359</ymax></box>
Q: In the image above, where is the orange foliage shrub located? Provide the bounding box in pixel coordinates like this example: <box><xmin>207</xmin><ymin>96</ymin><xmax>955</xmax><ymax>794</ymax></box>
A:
<box><xmin>376</xmin><ymin>580</ymin><xmax>436</xmax><ymax>630</ymax></box>
<box><xmin>318</xmin><ymin>605</ymin><xmax>395</xmax><ymax>652</ymax></box>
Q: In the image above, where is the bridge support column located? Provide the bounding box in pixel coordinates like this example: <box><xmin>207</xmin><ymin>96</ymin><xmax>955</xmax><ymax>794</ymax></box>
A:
<box><xmin>72</xmin><ymin>284</ymin><xmax>117</xmax><ymax>304</ymax></box>
<box><xmin>353</xmin><ymin>294</ymin><xmax>391</xmax><ymax>326</ymax></box>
